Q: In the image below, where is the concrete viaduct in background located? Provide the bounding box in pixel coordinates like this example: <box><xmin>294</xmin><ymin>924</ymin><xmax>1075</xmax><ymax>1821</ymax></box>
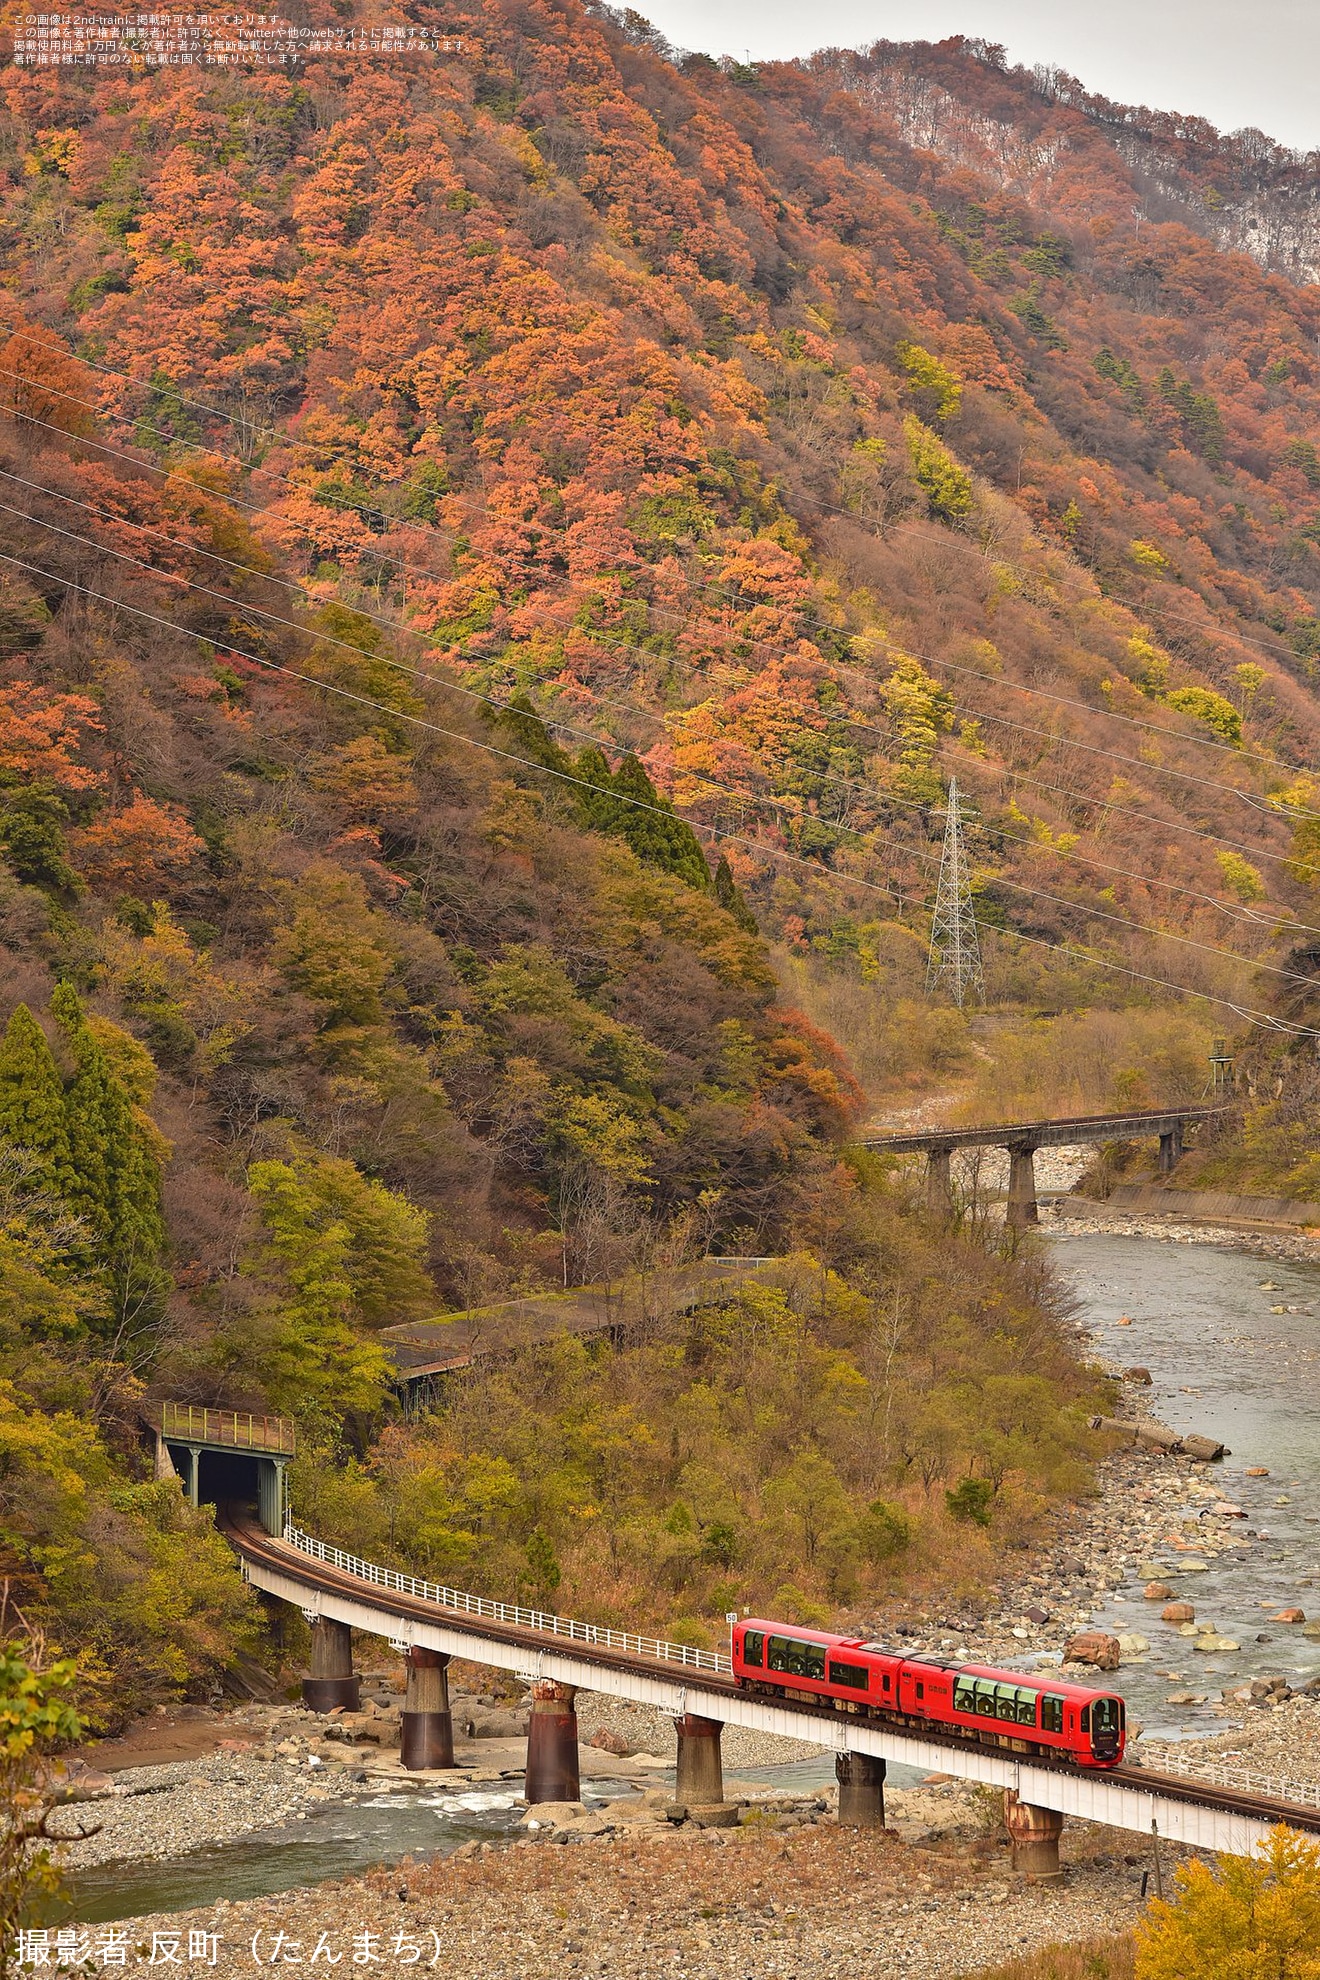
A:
<box><xmin>865</xmin><ymin>1105</ymin><xmax>1234</xmax><ymax>1228</ymax></box>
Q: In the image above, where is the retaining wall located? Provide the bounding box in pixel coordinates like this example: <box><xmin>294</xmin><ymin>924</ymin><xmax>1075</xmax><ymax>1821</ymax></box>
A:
<box><xmin>1060</xmin><ymin>1183</ymin><xmax>1320</xmax><ymax>1231</ymax></box>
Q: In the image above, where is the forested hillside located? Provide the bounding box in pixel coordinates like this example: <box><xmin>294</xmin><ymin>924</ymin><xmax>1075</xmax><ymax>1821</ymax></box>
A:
<box><xmin>2</xmin><ymin>1</ymin><xmax>1320</xmax><ymax>1706</ymax></box>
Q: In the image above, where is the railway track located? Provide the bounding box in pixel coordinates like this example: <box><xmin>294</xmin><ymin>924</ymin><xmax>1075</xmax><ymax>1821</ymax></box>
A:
<box><xmin>223</xmin><ymin>1512</ymin><xmax>1320</xmax><ymax>1847</ymax></box>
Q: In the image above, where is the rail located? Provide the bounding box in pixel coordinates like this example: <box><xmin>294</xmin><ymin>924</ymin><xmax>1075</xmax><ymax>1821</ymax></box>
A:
<box><xmin>282</xmin><ymin>1523</ymin><xmax>731</xmax><ymax>1675</ymax></box>
<box><xmin>1151</xmin><ymin>1753</ymin><xmax>1320</xmax><ymax>1812</ymax></box>
<box><xmin>161</xmin><ymin>1403</ymin><xmax>297</xmax><ymax>1455</ymax></box>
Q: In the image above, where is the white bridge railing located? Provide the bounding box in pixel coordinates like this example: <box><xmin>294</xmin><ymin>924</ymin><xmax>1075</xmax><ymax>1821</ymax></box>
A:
<box><xmin>282</xmin><ymin>1523</ymin><xmax>732</xmax><ymax>1675</ymax></box>
<box><xmin>1155</xmin><ymin>1753</ymin><xmax>1320</xmax><ymax>1811</ymax></box>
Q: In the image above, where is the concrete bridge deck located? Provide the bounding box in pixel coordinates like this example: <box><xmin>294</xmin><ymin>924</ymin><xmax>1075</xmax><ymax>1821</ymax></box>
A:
<box><xmin>227</xmin><ymin>1512</ymin><xmax>1320</xmax><ymax>1864</ymax></box>
<box><xmin>865</xmin><ymin>1105</ymin><xmax>1233</xmax><ymax>1226</ymax></box>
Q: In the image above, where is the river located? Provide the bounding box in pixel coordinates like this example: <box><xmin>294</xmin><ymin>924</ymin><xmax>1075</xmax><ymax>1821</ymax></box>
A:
<box><xmin>1049</xmin><ymin>1230</ymin><xmax>1320</xmax><ymax>1740</ymax></box>
<box><xmin>64</xmin><ymin>1229</ymin><xmax>1320</xmax><ymax>1920</ymax></box>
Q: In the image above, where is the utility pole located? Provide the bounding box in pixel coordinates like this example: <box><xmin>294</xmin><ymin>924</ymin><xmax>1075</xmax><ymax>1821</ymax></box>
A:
<box><xmin>926</xmin><ymin>779</ymin><xmax>984</xmax><ymax>1009</ymax></box>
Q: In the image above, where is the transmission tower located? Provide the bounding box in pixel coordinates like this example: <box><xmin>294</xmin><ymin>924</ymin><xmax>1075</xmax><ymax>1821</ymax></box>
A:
<box><xmin>926</xmin><ymin>779</ymin><xmax>984</xmax><ymax>1008</ymax></box>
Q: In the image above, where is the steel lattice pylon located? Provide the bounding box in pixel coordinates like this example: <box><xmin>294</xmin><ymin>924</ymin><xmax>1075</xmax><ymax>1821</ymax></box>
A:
<box><xmin>926</xmin><ymin>778</ymin><xmax>984</xmax><ymax>1008</ymax></box>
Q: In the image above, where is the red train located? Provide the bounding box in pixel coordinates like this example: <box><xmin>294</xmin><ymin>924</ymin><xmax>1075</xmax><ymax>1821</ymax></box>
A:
<box><xmin>732</xmin><ymin>1619</ymin><xmax>1126</xmax><ymax>1768</ymax></box>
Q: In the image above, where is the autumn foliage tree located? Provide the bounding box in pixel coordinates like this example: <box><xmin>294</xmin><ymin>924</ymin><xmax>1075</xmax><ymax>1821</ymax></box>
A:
<box><xmin>1135</xmin><ymin>1827</ymin><xmax>1320</xmax><ymax>1978</ymax></box>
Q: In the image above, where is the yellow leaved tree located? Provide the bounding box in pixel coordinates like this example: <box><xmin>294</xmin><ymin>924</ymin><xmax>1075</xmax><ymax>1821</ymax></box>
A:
<box><xmin>1136</xmin><ymin>1827</ymin><xmax>1320</xmax><ymax>1978</ymax></box>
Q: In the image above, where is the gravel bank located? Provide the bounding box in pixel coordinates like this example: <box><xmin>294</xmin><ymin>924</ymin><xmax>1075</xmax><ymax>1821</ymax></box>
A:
<box><xmin>57</xmin><ymin>1801</ymin><xmax>1165</xmax><ymax>1976</ymax></box>
<box><xmin>47</xmin><ymin>1753</ymin><xmax>363</xmax><ymax>1870</ymax></box>
<box><xmin>1046</xmin><ymin>1199</ymin><xmax>1320</xmax><ymax>1263</ymax></box>
<box><xmin>1141</xmin><ymin>1694</ymin><xmax>1320</xmax><ymax>1792</ymax></box>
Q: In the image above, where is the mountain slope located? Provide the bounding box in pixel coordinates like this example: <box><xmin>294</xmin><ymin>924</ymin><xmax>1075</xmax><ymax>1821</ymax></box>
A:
<box><xmin>6</xmin><ymin>2</ymin><xmax>1320</xmax><ymax>1076</ymax></box>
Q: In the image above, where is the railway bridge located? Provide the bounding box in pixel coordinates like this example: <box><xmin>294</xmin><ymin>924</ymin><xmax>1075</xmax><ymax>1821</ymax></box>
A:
<box><xmin>224</xmin><ymin>1510</ymin><xmax>1320</xmax><ymax>1880</ymax></box>
<box><xmin>865</xmin><ymin>1105</ymin><xmax>1233</xmax><ymax>1227</ymax></box>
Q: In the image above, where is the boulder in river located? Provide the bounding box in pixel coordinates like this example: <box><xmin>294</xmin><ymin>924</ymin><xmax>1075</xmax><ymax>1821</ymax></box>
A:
<box><xmin>588</xmin><ymin>1727</ymin><xmax>634</xmax><ymax>1756</ymax></box>
<box><xmin>1144</xmin><ymin>1581</ymin><xmax>1173</xmax><ymax>1600</ymax></box>
<box><xmin>1162</xmin><ymin>1601</ymin><xmax>1196</xmax><ymax>1623</ymax></box>
<box><xmin>1182</xmin><ymin>1433</ymin><xmax>1229</xmax><ymax>1462</ymax></box>
<box><xmin>1064</xmin><ymin>1631</ymin><xmax>1122</xmax><ymax>1670</ymax></box>
<box><xmin>1123</xmin><ymin>1367</ymin><xmax>1153</xmax><ymax>1384</ymax></box>
<box><xmin>1271</xmin><ymin>1608</ymin><xmax>1307</xmax><ymax>1624</ymax></box>
<box><xmin>1246</xmin><ymin>1466</ymin><xmax>1270</xmax><ymax>1477</ymax></box>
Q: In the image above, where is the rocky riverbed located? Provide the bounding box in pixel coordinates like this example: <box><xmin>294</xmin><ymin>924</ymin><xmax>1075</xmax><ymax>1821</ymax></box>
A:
<box><xmin>53</xmin><ymin>1793</ymin><xmax>1160</xmax><ymax>1978</ymax></box>
<box><xmin>1045</xmin><ymin>1197</ymin><xmax>1320</xmax><ymax>1263</ymax></box>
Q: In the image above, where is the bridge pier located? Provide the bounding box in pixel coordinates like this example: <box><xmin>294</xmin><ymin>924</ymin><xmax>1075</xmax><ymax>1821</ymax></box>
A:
<box><xmin>1006</xmin><ymin>1143</ymin><xmax>1039</xmax><ymax>1227</ymax></box>
<box><xmin>302</xmin><ymin>1617</ymin><xmax>360</xmax><ymax>1713</ymax></box>
<box><xmin>1004</xmin><ymin>1790</ymin><xmax>1064</xmax><ymax>1882</ymax></box>
<box><xmin>674</xmin><ymin>1713</ymin><xmax>724</xmax><ymax>1806</ymax></box>
<box><xmin>925</xmin><ymin>1148</ymin><xmax>953</xmax><ymax>1218</ymax></box>
<box><xmin>400</xmin><ymin>1647</ymin><xmax>454</xmax><ymax>1770</ymax></box>
<box><xmin>836</xmin><ymin>1750</ymin><xmax>886</xmax><ymax>1827</ymax></box>
<box><xmin>1158</xmin><ymin>1122</ymin><xmax>1183</xmax><ymax>1176</ymax></box>
<box><xmin>524</xmin><ymin>1679</ymin><xmax>579</xmax><ymax>1805</ymax></box>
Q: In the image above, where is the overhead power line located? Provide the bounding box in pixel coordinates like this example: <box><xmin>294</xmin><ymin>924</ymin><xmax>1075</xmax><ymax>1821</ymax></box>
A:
<box><xmin>10</xmin><ymin>495</ymin><xmax>1319</xmax><ymax>993</ymax></box>
<box><xmin>5</xmin><ymin>461</ymin><xmax>1313</xmax><ymax>945</ymax></box>
<box><xmin>4</xmin><ymin>541</ymin><xmax>1317</xmax><ymax>1035</ymax></box>
<box><xmin>8</xmin><ymin>312</ymin><xmax>1319</xmax><ymax>728</ymax></box>
<box><xmin>2</xmin><ymin>344</ymin><xmax>1316</xmax><ymax>800</ymax></box>
<box><xmin>7</xmin><ymin>527</ymin><xmax>1320</xmax><ymax>1037</ymax></box>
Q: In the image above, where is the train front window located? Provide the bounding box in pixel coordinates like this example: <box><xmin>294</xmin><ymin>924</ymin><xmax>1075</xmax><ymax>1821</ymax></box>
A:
<box><xmin>743</xmin><ymin>1630</ymin><xmax>764</xmax><ymax>1667</ymax></box>
<box><xmin>1091</xmin><ymin>1697</ymin><xmax>1122</xmax><ymax>1744</ymax></box>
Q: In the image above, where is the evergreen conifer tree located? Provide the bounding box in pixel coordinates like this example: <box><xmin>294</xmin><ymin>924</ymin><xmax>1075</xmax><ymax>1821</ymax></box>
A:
<box><xmin>608</xmin><ymin>755</ymin><xmax>712</xmax><ymax>891</ymax></box>
<box><xmin>714</xmin><ymin>855</ymin><xmax>758</xmax><ymax>933</ymax></box>
<box><xmin>493</xmin><ymin>693</ymin><xmax>572</xmax><ymax>774</ymax></box>
<box><xmin>0</xmin><ymin>1003</ymin><xmax>74</xmax><ymax>1194</ymax></box>
<box><xmin>53</xmin><ymin>984</ymin><xmax>166</xmax><ymax>1270</ymax></box>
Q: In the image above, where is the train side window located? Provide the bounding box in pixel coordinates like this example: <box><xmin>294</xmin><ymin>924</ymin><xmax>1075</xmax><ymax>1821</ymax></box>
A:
<box><xmin>915</xmin><ymin>1681</ymin><xmax>924</xmax><ymax>1701</ymax></box>
<box><xmin>743</xmin><ymin>1631</ymin><xmax>765</xmax><ymax>1667</ymax></box>
<box><xmin>974</xmin><ymin>1680</ymin><xmax>997</xmax><ymax>1716</ymax></box>
<box><xmin>1080</xmin><ymin>1703</ymin><xmax>1092</xmax><ymax>1734</ymax></box>
<box><xmin>953</xmin><ymin>1678</ymin><xmax>976</xmax><ymax>1714</ymax></box>
<box><xmin>1040</xmin><ymin>1695</ymin><xmax>1064</xmax><ymax>1735</ymax></box>
<box><xmin>1017</xmin><ymin>1691</ymin><xmax>1038</xmax><ymax>1727</ymax></box>
<box><xmin>829</xmin><ymin>1660</ymin><xmax>870</xmax><ymax>1691</ymax></box>
<box><xmin>882</xmin><ymin>1673</ymin><xmax>892</xmax><ymax>1692</ymax></box>
<box><xmin>769</xmin><ymin>1636</ymin><xmax>825</xmax><ymax>1679</ymax></box>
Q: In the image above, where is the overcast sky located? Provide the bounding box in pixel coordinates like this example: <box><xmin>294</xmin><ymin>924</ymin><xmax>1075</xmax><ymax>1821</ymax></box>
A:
<box><xmin>640</xmin><ymin>0</ymin><xmax>1320</xmax><ymax>153</ymax></box>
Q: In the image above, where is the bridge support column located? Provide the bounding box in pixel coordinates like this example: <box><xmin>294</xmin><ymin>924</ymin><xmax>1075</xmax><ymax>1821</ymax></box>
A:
<box><xmin>836</xmin><ymin>1750</ymin><xmax>886</xmax><ymax>1827</ymax></box>
<box><xmin>925</xmin><ymin>1148</ymin><xmax>953</xmax><ymax>1218</ymax></box>
<box><xmin>302</xmin><ymin>1617</ymin><xmax>360</xmax><ymax>1713</ymax></box>
<box><xmin>1004</xmin><ymin>1790</ymin><xmax>1064</xmax><ymax>1883</ymax></box>
<box><xmin>400</xmin><ymin>1648</ymin><xmax>454</xmax><ymax>1770</ymax></box>
<box><xmin>1006</xmin><ymin>1144</ymin><xmax>1038</xmax><ymax>1227</ymax></box>
<box><xmin>673</xmin><ymin>1714</ymin><xmax>723</xmax><ymax>1806</ymax></box>
<box><xmin>524</xmin><ymin>1679</ymin><xmax>579</xmax><ymax>1805</ymax></box>
<box><xmin>1158</xmin><ymin>1122</ymin><xmax>1183</xmax><ymax>1176</ymax></box>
